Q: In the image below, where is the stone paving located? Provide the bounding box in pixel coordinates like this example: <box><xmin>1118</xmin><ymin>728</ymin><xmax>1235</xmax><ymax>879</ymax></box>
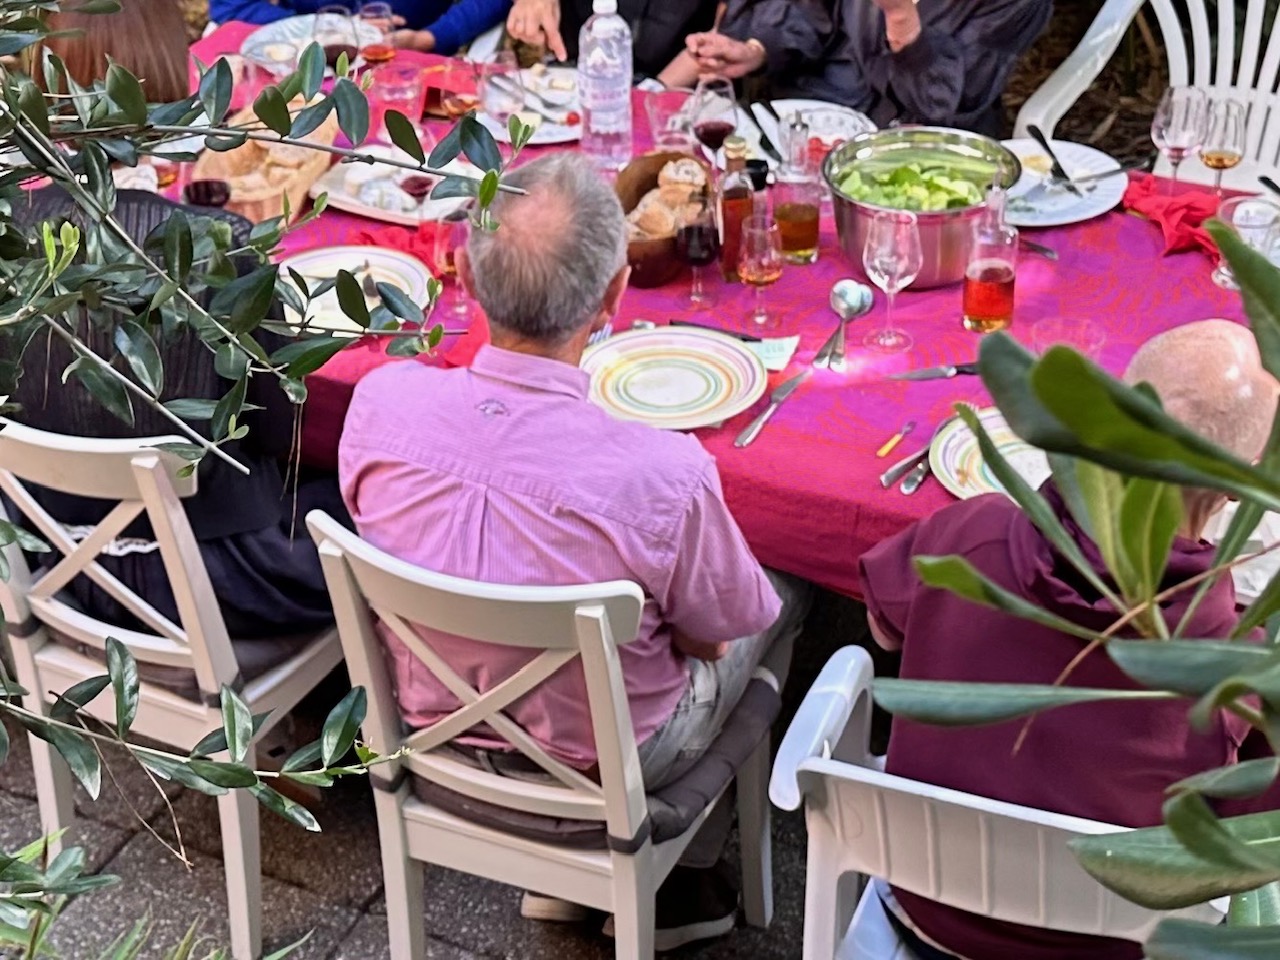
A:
<box><xmin>0</xmin><ymin>593</ymin><xmax>878</xmax><ymax>959</ymax></box>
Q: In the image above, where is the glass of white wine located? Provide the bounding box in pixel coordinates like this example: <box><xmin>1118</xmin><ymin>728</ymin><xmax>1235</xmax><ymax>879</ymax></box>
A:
<box><xmin>739</xmin><ymin>215</ymin><xmax>784</xmax><ymax>328</ymax></box>
<box><xmin>1200</xmin><ymin>98</ymin><xmax>1246</xmax><ymax>196</ymax></box>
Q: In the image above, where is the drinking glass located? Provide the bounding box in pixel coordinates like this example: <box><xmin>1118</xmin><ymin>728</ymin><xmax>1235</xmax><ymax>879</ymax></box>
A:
<box><xmin>1211</xmin><ymin>197</ymin><xmax>1280</xmax><ymax>289</ymax></box>
<box><xmin>314</xmin><ymin>5</ymin><xmax>358</xmax><ymax>72</ymax></box>
<box><xmin>739</xmin><ymin>214</ymin><xmax>784</xmax><ymax>328</ymax></box>
<box><xmin>1031</xmin><ymin>318</ymin><xmax>1107</xmax><ymax>360</ymax></box>
<box><xmin>358</xmin><ymin>2</ymin><xmax>397</xmax><ymax>63</ymax></box>
<box><xmin>434</xmin><ymin>209</ymin><xmax>472</xmax><ymax>320</ymax></box>
<box><xmin>675</xmin><ymin>200</ymin><xmax>719</xmax><ymax>307</ymax></box>
<box><xmin>477</xmin><ymin>52</ymin><xmax>524</xmax><ymax>127</ymax></box>
<box><xmin>372</xmin><ymin>64</ymin><xmax>429</xmax><ymax>144</ymax></box>
<box><xmin>1200</xmin><ymin>98</ymin><xmax>1246</xmax><ymax>196</ymax></box>
<box><xmin>862</xmin><ymin>209</ymin><xmax>922</xmax><ymax>353</ymax></box>
<box><xmin>1151</xmin><ymin>86</ymin><xmax>1208</xmax><ymax>189</ymax></box>
<box><xmin>644</xmin><ymin>87</ymin><xmax>696</xmax><ymax>153</ymax></box>
<box><xmin>692</xmin><ymin>76</ymin><xmax>736</xmax><ymax>167</ymax></box>
<box><xmin>440</xmin><ymin>60</ymin><xmax>481</xmax><ymax>119</ymax></box>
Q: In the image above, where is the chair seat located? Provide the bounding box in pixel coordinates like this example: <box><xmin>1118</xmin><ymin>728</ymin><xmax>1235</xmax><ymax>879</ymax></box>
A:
<box><xmin>411</xmin><ymin>678</ymin><xmax>782</xmax><ymax>849</ymax></box>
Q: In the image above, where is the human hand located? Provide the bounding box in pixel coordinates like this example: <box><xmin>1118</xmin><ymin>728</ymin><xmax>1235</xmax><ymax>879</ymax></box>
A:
<box><xmin>870</xmin><ymin>0</ymin><xmax>921</xmax><ymax>50</ymax></box>
<box><xmin>507</xmin><ymin>0</ymin><xmax>566</xmax><ymax>61</ymax></box>
<box><xmin>392</xmin><ymin>28</ymin><xmax>434</xmax><ymax>50</ymax></box>
<box><xmin>685</xmin><ymin>32</ymin><xmax>765</xmax><ymax>80</ymax></box>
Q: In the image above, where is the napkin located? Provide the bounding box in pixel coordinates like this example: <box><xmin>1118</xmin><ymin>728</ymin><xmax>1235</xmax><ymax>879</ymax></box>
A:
<box><xmin>747</xmin><ymin>335</ymin><xmax>800</xmax><ymax>372</ymax></box>
<box><xmin>1205</xmin><ymin>503</ymin><xmax>1280</xmax><ymax>605</ymax></box>
<box><xmin>350</xmin><ymin>222</ymin><xmax>442</xmax><ymax>268</ymax></box>
<box><xmin>1122</xmin><ymin>174</ymin><xmax>1219</xmax><ymax>257</ymax></box>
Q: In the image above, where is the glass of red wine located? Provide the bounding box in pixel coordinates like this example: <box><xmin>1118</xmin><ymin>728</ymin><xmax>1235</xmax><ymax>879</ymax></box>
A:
<box><xmin>692</xmin><ymin>76</ymin><xmax>737</xmax><ymax>170</ymax></box>
<box><xmin>675</xmin><ymin>198</ymin><xmax>719</xmax><ymax>307</ymax></box>
<box><xmin>315</xmin><ymin>5</ymin><xmax>358</xmax><ymax>72</ymax></box>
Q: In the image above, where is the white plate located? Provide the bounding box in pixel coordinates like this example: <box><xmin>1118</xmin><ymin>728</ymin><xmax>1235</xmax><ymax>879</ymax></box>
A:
<box><xmin>478</xmin><ymin>109</ymin><xmax>582</xmax><ymax>146</ymax></box>
<box><xmin>277</xmin><ymin>245</ymin><xmax>433</xmax><ymax>337</ymax></box>
<box><xmin>521</xmin><ymin>65</ymin><xmax>578</xmax><ymax>109</ymax></box>
<box><xmin>767</xmin><ymin>99</ymin><xmax>874</xmax><ymax>143</ymax></box>
<box><xmin>308</xmin><ymin>142</ymin><xmax>478</xmax><ymax>226</ymax></box>
<box><xmin>241</xmin><ymin>15</ymin><xmax>381</xmax><ymax>76</ymax></box>
<box><xmin>929</xmin><ymin>407</ymin><xmax>1051</xmax><ymax>500</ymax></box>
<box><xmin>1001</xmin><ymin>138</ymin><xmax>1126</xmax><ymax>228</ymax></box>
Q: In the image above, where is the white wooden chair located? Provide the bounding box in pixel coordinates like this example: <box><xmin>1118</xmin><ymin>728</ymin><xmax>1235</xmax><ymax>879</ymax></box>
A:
<box><xmin>1014</xmin><ymin>0</ymin><xmax>1280</xmax><ymax>190</ymax></box>
<box><xmin>769</xmin><ymin>647</ymin><xmax>1224</xmax><ymax>959</ymax></box>
<box><xmin>0</xmin><ymin>421</ymin><xmax>342</xmax><ymax>960</ymax></box>
<box><xmin>306</xmin><ymin>509</ymin><xmax>777</xmax><ymax>960</ymax></box>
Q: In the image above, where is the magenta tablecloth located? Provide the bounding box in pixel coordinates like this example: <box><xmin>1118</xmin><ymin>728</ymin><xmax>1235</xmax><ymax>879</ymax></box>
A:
<box><xmin>193</xmin><ymin>25</ymin><xmax>1248</xmax><ymax>599</ymax></box>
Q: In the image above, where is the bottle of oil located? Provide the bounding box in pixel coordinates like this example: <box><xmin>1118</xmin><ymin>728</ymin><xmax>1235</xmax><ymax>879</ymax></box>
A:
<box><xmin>718</xmin><ymin>136</ymin><xmax>754</xmax><ymax>282</ymax></box>
<box><xmin>773</xmin><ymin>114</ymin><xmax>822</xmax><ymax>265</ymax></box>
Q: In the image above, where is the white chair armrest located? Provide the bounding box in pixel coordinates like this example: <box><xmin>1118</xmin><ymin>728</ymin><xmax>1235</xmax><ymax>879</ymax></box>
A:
<box><xmin>769</xmin><ymin>646</ymin><xmax>874</xmax><ymax>811</ymax></box>
<box><xmin>1013</xmin><ymin>0</ymin><xmax>1146</xmax><ymax>138</ymax></box>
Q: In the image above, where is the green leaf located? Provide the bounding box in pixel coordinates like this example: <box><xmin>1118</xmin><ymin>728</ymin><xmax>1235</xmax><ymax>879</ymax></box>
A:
<box><xmin>1071</xmin><ymin>809</ymin><xmax>1280</xmax><ymax>909</ymax></box>
<box><xmin>189</xmin><ymin>710</ymin><xmax>270</xmax><ymax>758</ymax></box>
<box><xmin>17</xmin><ymin>81</ymin><xmax>48</xmax><ymax>136</ymax></box>
<box><xmin>282</xmin><ymin>769</ymin><xmax>335</xmax><ymax>787</ymax></box>
<box><xmin>252</xmin><ymin>85</ymin><xmax>293</xmax><ymax>137</ymax></box>
<box><xmin>1230</xmin><ymin>881</ymin><xmax>1280</xmax><ymax>927</ymax></box>
<box><xmin>0</xmin><ymin>34</ymin><xmax>40</xmax><ymax>58</ymax></box>
<box><xmin>1208</xmin><ymin>221</ymin><xmax>1280</xmax><ymax>383</ymax></box>
<box><xmin>163</xmin><ymin>398</ymin><xmax>218</xmax><ymax>420</ymax></box>
<box><xmin>1107</xmin><ymin>640</ymin><xmax>1280</xmax><ymax>697</ymax></box>
<box><xmin>428</xmin><ymin>119</ymin><xmax>463</xmax><ymax>169</ymax></box>
<box><xmin>270</xmin><ymin>336</ymin><xmax>350</xmax><ymax>377</ymax></box>
<box><xmin>1118</xmin><ymin>476</ymin><xmax>1182</xmax><ymax>617</ymax></box>
<box><xmin>384</xmin><ymin>110</ymin><xmax>424</xmax><ymax>164</ymax></box>
<box><xmin>386</xmin><ymin>334</ymin><xmax>427</xmax><ymax>357</ymax></box>
<box><xmin>48</xmin><ymin>676</ymin><xmax>111</xmax><ymax>723</ymax></box>
<box><xmin>211</xmin><ymin>376</ymin><xmax>248</xmax><ymax>443</ymax></box>
<box><xmin>1147</xmin><ymin>919</ymin><xmax>1280</xmax><ymax>959</ymax></box>
<box><xmin>111</xmin><ymin>321</ymin><xmax>163</xmax><ymax>398</ymax></box>
<box><xmin>211</xmin><ymin>264</ymin><xmax>278</xmax><ymax>334</ymax></box>
<box><xmin>1236</xmin><ymin>572</ymin><xmax>1280</xmax><ymax>640</ymax></box>
<box><xmin>186</xmin><ymin>759</ymin><xmax>258</xmax><ymax>789</ymax></box>
<box><xmin>249</xmin><ymin>783</ymin><xmax>320</xmax><ymax>832</ymax></box>
<box><xmin>219</xmin><ymin>686</ymin><xmax>254</xmax><ymax>763</ymax></box>
<box><xmin>0</xmin><ymin>723</ymin><xmax>8</xmax><ymax>770</ymax></box>
<box><xmin>1165</xmin><ymin>792</ymin><xmax>1277</xmax><ymax>873</ymax></box>
<box><xmin>478</xmin><ymin>169</ymin><xmax>499</xmax><ymax>209</ymax></box>
<box><xmin>264</xmin><ymin>931</ymin><xmax>314</xmax><ymax>960</ymax></box>
<box><xmin>281</xmin><ymin>739</ymin><xmax>322</xmax><ymax>772</ymax></box>
<box><xmin>289</xmin><ymin>98</ymin><xmax>333</xmax><ymax>139</ymax></box>
<box><xmin>375</xmin><ymin>281</ymin><xmax>423</xmax><ymax>324</ymax></box>
<box><xmin>872</xmin><ymin>677</ymin><xmax>1174</xmax><ymax>726</ymax></box>
<box><xmin>105</xmin><ymin>62</ymin><xmax>147</xmax><ymax>125</ymax></box>
<box><xmin>47</xmin><ymin>726</ymin><xmax>101</xmax><ymax>799</ymax></box>
<box><xmin>105</xmin><ymin>638</ymin><xmax>139</xmax><ymax>737</ymax></box>
<box><xmin>459</xmin><ymin>114</ymin><xmax>501</xmax><ymax>172</ymax></box>
<box><xmin>297</xmin><ymin>42</ymin><xmax>325</xmax><ymax>100</ymax></box>
<box><xmin>332</xmin><ymin>78</ymin><xmax>369</xmax><ymax>146</ymax></box>
<box><xmin>912</xmin><ymin>555</ymin><xmax>1102</xmax><ymax>641</ymax></box>
<box><xmin>429</xmin><ymin>175</ymin><xmax>478</xmax><ymax>200</ymax></box>
<box><xmin>138</xmin><ymin>753</ymin><xmax>228</xmax><ymax>796</ymax></box>
<box><xmin>65</xmin><ymin>357</ymin><xmax>133</xmax><ymax>426</ymax></box>
<box><xmin>163</xmin><ymin>212</ymin><xmax>193</xmax><ymax>283</ymax></box>
<box><xmin>334</xmin><ymin>270</ymin><xmax>371</xmax><ymax>328</ymax></box>
<box><xmin>321</xmin><ymin>687</ymin><xmax>366</xmax><ymax>766</ymax></box>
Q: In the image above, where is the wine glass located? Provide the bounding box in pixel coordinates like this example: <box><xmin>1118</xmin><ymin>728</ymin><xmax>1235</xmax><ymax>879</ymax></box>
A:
<box><xmin>739</xmin><ymin>214</ymin><xmax>784</xmax><ymax>328</ymax></box>
<box><xmin>1211</xmin><ymin>197</ymin><xmax>1280</xmax><ymax>290</ymax></box>
<box><xmin>314</xmin><ymin>5</ymin><xmax>358</xmax><ymax>72</ymax></box>
<box><xmin>434</xmin><ymin>209</ymin><xmax>472</xmax><ymax>320</ymax></box>
<box><xmin>1151</xmin><ymin>86</ymin><xmax>1209</xmax><ymax>189</ymax></box>
<box><xmin>477</xmin><ymin>51</ymin><xmax>525</xmax><ymax>127</ymax></box>
<box><xmin>675</xmin><ymin>199</ymin><xmax>719</xmax><ymax>307</ymax></box>
<box><xmin>692</xmin><ymin>76</ymin><xmax>736</xmax><ymax>168</ymax></box>
<box><xmin>1201</xmin><ymin>98</ymin><xmax>1246</xmax><ymax>196</ymax></box>
<box><xmin>358</xmin><ymin>1</ymin><xmax>396</xmax><ymax>64</ymax></box>
<box><xmin>862</xmin><ymin>209</ymin><xmax>922</xmax><ymax>353</ymax></box>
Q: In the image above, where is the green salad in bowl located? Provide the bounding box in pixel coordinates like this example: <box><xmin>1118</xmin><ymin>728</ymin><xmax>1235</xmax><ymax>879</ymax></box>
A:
<box><xmin>838</xmin><ymin>162</ymin><xmax>988</xmax><ymax>211</ymax></box>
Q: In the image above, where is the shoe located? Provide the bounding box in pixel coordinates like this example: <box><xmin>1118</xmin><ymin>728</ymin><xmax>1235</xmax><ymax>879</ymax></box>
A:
<box><xmin>520</xmin><ymin>891</ymin><xmax>590</xmax><ymax>923</ymax></box>
<box><xmin>602</xmin><ymin>861</ymin><xmax>739</xmax><ymax>951</ymax></box>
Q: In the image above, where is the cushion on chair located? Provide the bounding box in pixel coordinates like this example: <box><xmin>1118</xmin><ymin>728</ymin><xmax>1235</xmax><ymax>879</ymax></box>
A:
<box><xmin>410</xmin><ymin>677</ymin><xmax>782</xmax><ymax>850</ymax></box>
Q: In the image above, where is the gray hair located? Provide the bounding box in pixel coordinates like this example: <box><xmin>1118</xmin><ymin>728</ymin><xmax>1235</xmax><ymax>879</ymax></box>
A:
<box><xmin>465</xmin><ymin>154</ymin><xmax>627</xmax><ymax>343</ymax></box>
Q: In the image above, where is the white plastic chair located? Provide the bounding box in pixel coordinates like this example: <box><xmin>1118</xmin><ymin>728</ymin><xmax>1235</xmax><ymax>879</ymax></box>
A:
<box><xmin>769</xmin><ymin>647</ymin><xmax>1224</xmax><ymax>960</ymax></box>
<box><xmin>0</xmin><ymin>421</ymin><xmax>342</xmax><ymax>960</ymax></box>
<box><xmin>1014</xmin><ymin>0</ymin><xmax>1280</xmax><ymax>190</ymax></box>
<box><xmin>306</xmin><ymin>509</ymin><xmax>774</xmax><ymax>960</ymax></box>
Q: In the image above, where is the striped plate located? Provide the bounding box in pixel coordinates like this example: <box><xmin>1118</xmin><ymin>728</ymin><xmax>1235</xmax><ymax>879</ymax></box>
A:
<box><xmin>929</xmin><ymin>407</ymin><xmax>1051</xmax><ymax>500</ymax></box>
<box><xmin>581</xmin><ymin>326</ymin><xmax>767</xmax><ymax>431</ymax></box>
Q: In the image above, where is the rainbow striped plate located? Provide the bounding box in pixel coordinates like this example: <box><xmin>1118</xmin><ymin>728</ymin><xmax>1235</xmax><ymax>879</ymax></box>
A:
<box><xmin>581</xmin><ymin>326</ymin><xmax>767</xmax><ymax>431</ymax></box>
<box><xmin>930</xmin><ymin>406</ymin><xmax>1051</xmax><ymax>500</ymax></box>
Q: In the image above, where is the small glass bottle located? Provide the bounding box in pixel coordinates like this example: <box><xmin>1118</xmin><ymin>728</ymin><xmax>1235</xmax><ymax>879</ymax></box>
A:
<box><xmin>773</xmin><ymin>114</ymin><xmax>823</xmax><ymax>265</ymax></box>
<box><xmin>962</xmin><ymin>187</ymin><xmax>1018</xmax><ymax>333</ymax></box>
<box><xmin>718</xmin><ymin>136</ymin><xmax>755</xmax><ymax>283</ymax></box>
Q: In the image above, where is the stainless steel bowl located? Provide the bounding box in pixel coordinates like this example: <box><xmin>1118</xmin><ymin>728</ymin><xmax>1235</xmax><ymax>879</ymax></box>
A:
<box><xmin>822</xmin><ymin>127</ymin><xmax>1022</xmax><ymax>289</ymax></box>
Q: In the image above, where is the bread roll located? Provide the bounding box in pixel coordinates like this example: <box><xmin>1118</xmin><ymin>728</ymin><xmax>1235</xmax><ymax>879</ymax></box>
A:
<box><xmin>657</xmin><ymin>158</ymin><xmax>706</xmax><ymax>206</ymax></box>
<box><xmin>629</xmin><ymin>189</ymin><xmax>677</xmax><ymax>238</ymax></box>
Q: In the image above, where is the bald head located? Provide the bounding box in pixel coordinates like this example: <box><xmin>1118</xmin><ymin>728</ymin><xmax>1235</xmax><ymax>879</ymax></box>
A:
<box><xmin>1124</xmin><ymin>320</ymin><xmax>1278</xmax><ymax>463</ymax></box>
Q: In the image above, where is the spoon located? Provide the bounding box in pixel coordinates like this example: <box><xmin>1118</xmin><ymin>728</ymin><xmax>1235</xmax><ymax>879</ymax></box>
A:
<box><xmin>814</xmin><ymin>279</ymin><xmax>874</xmax><ymax>369</ymax></box>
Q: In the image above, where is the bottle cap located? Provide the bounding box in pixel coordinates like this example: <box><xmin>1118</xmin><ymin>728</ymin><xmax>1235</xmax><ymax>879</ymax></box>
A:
<box><xmin>723</xmin><ymin>135</ymin><xmax>748</xmax><ymax>160</ymax></box>
<box><xmin>593</xmin><ymin>0</ymin><xmax>618</xmax><ymax>12</ymax></box>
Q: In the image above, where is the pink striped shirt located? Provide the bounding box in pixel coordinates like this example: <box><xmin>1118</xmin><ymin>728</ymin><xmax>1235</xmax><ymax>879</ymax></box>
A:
<box><xmin>339</xmin><ymin>346</ymin><xmax>781</xmax><ymax>768</ymax></box>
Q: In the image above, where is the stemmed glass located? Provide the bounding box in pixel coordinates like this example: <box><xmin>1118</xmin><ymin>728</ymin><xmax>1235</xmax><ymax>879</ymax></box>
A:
<box><xmin>675</xmin><ymin>198</ymin><xmax>719</xmax><ymax>307</ymax></box>
<box><xmin>433</xmin><ymin>209</ymin><xmax>472</xmax><ymax>320</ymax></box>
<box><xmin>862</xmin><ymin>209</ymin><xmax>922</xmax><ymax>353</ymax></box>
<box><xmin>738</xmin><ymin>214</ymin><xmax>784</xmax><ymax>327</ymax></box>
<box><xmin>692</xmin><ymin>76</ymin><xmax>736</xmax><ymax>168</ymax></box>
<box><xmin>1151</xmin><ymin>86</ymin><xmax>1209</xmax><ymax>189</ymax></box>
<box><xmin>314</xmin><ymin>5</ymin><xmax>358</xmax><ymax>71</ymax></box>
<box><xmin>1200</xmin><ymin>98</ymin><xmax>1246</xmax><ymax>196</ymax></box>
<box><xmin>357</xmin><ymin>1</ymin><xmax>396</xmax><ymax>63</ymax></box>
<box><xmin>477</xmin><ymin>51</ymin><xmax>524</xmax><ymax>127</ymax></box>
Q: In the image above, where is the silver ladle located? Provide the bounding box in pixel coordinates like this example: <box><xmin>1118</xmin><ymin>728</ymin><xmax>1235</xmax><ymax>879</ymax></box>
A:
<box><xmin>814</xmin><ymin>280</ymin><xmax>874</xmax><ymax>370</ymax></box>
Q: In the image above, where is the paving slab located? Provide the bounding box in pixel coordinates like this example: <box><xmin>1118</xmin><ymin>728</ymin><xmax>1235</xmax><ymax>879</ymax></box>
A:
<box><xmin>329</xmin><ymin>914</ymin><xmax>487</xmax><ymax>960</ymax></box>
<box><xmin>0</xmin><ymin>790</ymin><xmax>131</xmax><ymax>874</ymax></box>
<box><xmin>48</xmin><ymin>832</ymin><xmax>360</xmax><ymax>959</ymax></box>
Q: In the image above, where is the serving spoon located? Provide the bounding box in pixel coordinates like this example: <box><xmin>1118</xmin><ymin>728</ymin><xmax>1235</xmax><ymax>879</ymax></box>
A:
<box><xmin>814</xmin><ymin>279</ymin><xmax>874</xmax><ymax>369</ymax></box>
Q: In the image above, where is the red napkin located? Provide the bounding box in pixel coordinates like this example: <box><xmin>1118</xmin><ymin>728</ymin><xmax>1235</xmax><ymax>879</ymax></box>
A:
<box><xmin>1122</xmin><ymin>173</ymin><xmax>1219</xmax><ymax>257</ymax></box>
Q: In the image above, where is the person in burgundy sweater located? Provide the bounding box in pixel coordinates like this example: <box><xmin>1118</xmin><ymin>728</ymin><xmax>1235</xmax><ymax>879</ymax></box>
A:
<box><xmin>859</xmin><ymin>319</ymin><xmax>1279</xmax><ymax>960</ymax></box>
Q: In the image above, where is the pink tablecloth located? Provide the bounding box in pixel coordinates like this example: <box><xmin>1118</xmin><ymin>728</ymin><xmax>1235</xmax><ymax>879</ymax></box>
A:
<box><xmin>193</xmin><ymin>25</ymin><xmax>1248</xmax><ymax>599</ymax></box>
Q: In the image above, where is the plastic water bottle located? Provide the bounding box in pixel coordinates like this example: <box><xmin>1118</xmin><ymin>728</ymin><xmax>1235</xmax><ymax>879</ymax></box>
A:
<box><xmin>578</xmin><ymin>0</ymin><xmax>632</xmax><ymax>172</ymax></box>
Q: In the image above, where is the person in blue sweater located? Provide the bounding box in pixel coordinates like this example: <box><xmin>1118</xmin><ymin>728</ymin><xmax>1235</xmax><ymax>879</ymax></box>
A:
<box><xmin>210</xmin><ymin>0</ymin><xmax>511</xmax><ymax>56</ymax></box>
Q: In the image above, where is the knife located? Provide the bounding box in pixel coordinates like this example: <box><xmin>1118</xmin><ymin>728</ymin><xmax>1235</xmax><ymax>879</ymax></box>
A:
<box><xmin>760</xmin><ymin>100</ymin><xmax>783</xmax><ymax>126</ymax></box>
<box><xmin>1019</xmin><ymin>238</ymin><xmax>1057</xmax><ymax>261</ymax></box>
<box><xmin>669</xmin><ymin>319</ymin><xmax>762</xmax><ymax>342</ymax></box>
<box><xmin>739</xmin><ymin>105</ymin><xmax>782</xmax><ymax>164</ymax></box>
<box><xmin>889</xmin><ymin>362</ymin><xmax>979</xmax><ymax>381</ymax></box>
<box><xmin>1027</xmin><ymin>125</ymin><xmax>1082</xmax><ymax>198</ymax></box>
<box><xmin>734</xmin><ymin>369</ymin><xmax>811</xmax><ymax>447</ymax></box>
<box><xmin>900</xmin><ymin>457</ymin><xmax>932</xmax><ymax>494</ymax></box>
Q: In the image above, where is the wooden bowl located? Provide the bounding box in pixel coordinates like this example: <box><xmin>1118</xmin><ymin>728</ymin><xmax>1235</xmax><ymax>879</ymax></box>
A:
<box><xmin>614</xmin><ymin>150</ymin><xmax>707</xmax><ymax>289</ymax></box>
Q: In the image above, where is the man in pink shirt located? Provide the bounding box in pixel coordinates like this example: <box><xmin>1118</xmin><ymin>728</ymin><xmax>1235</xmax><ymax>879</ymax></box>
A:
<box><xmin>340</xmin><ymin>153</ymin><xmax>810</xmax><ymax>949</ymax></box>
